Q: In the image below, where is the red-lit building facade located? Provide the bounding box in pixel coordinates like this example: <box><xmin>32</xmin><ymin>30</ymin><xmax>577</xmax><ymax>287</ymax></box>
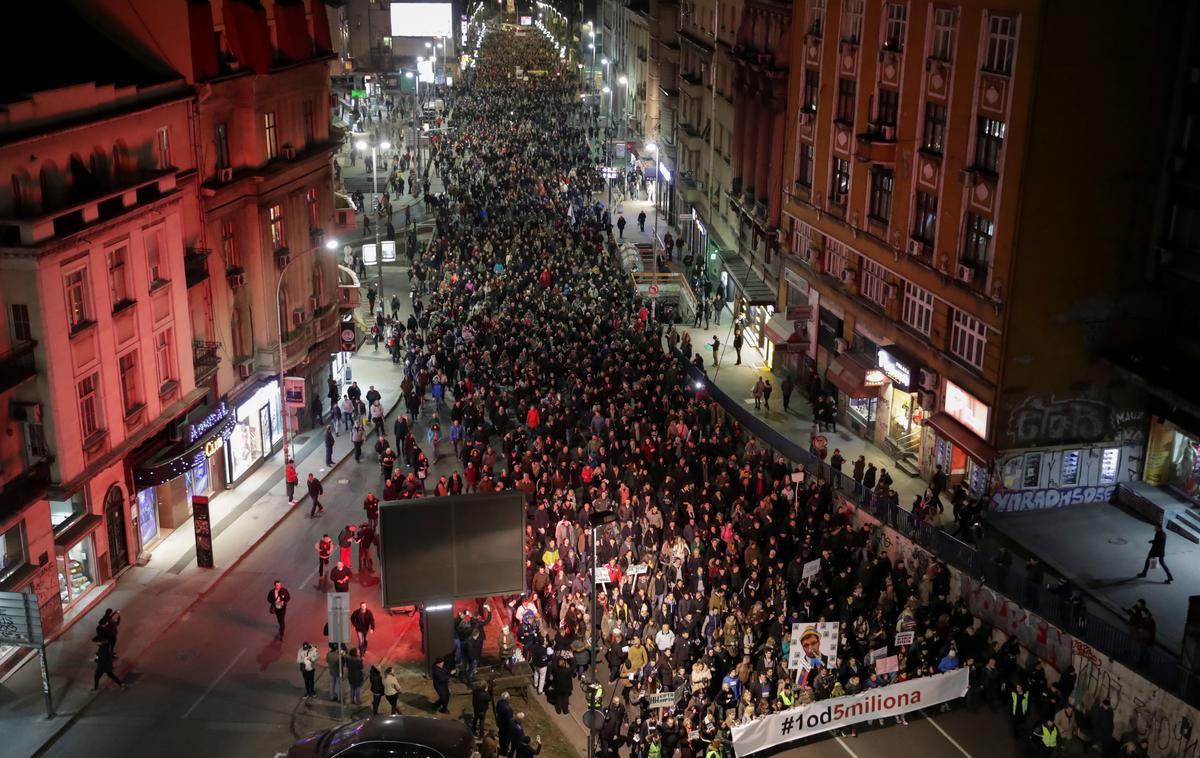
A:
<box><xmin>0</xmin><ymin>0</ymin><xmax>338</xmax><ymax>659</ymax></box>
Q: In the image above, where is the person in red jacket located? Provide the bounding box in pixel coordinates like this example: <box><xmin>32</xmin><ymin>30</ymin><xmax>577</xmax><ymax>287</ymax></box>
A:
<box><xmin>525</xmin><ymin>405</ymin><xmax>540</xmax><ymax>433</ymax></box>
<box><xmin>285</xmin><ymin>459</ymin><xmax>298</xmax><ymax>502</ymax></box>
<box><xmin>538</xmin><ymin>269</ymin><xmax>551</xmax><ymax>288</ymax></box>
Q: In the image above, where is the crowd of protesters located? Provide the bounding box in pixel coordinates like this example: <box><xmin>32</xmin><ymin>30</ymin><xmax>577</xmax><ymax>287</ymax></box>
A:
<box><xmin>326</xmin><ymin>26</ymin><xmax>1137</xmax><ymax>758</ymax></box>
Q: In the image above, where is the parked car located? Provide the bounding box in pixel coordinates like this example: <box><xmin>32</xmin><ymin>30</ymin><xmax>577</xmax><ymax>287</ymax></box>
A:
<box><xmin>288</xmin><ymin>715</ymin><xmax>474</xmax><ymax>758</ymax></box>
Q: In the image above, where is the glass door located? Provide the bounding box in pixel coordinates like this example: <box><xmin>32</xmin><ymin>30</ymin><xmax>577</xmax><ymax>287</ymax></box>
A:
<box><xmin>259</xmin><ymin>403</ymin><xmax>273</xmax><ymax>457</ymax></box>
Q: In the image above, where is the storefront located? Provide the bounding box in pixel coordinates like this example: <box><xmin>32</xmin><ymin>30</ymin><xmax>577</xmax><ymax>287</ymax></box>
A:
<box><xmin>922</xmin><ymin>380</ymin><xmax>993</xmax><ymax>495</ymax></box>
<box><xmin>815</xmin><ymin>305</ymin><xmax>844</xmax><ymax>375</ymax></box>
<box><xmin>132</xmin><ymin>401</ymin><xmax>236</xmax><ymax>550</ymax></box>
<box><xmin>825</xmin><ymin>352</ymin><xmax>888</xmax><ymax>437</ymax></box>
<box><xmin>53</xmin><ymin>514</ymin><xmax>103</xmax><ymax>612</ymax></box>
<box><xmin>763</xmin><ymin>312</ymin><xmax>806</xmax><ymax>375</ymax></box>
<box><xmin>1143</xmin><ymin>415</ymin><xmax>1200</xmax><ymax>505</ymax></box>
<box><xmin>876</xmin><ymin>345</ymin><xmax>927</xmax><ymax>452</ymax></box>
<box><xmin>655</xmin><ymin>159</ymin><xmax>675</xmax><ymax>227</ymax></box>
<box><xmin>227</xmin><ymin>379</ymin><xmax>283</xmax><ymax>484</ymax></box>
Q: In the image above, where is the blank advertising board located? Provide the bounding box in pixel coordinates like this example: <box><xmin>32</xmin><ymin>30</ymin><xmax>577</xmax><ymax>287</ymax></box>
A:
<box><xmin>379</xmin><ymin>491</ymin><xmax>526</xmax><ymax>607</ymax></box>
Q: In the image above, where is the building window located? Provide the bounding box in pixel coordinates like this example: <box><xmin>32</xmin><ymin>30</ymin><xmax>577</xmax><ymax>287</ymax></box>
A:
<box><xmin>963</xmin><ymin>212</ymin><xmax>994</xmax><ymax>265</ymax></box>
<box><xmin>64</xmin><ymin>268</ymin><xmax>91</xmax><ymax>331</ymax></box>
<box><xmin>884</xmin><ymin>3</ymin><xmax>907</xmax><ymax>50</ymax></box>
<box><xmin>303</xmin><ymin>100</ymin><xmax>315</xmax><ymax>144</ymax></box>
<box><xmin>921</xmin><ymin>102</ymin><xmax>946</xmax><ymax>154</ymax></box>
<box><xmin>118</xmin><ymin>351</ymin><xmax>141</xmax><ymax>416</ymax></box>
<box><xmin>269</xmin><ymin>204</ymin><xmax>285</xmax><ymax>251</ymax></box>
<box><xmin>154</xmin><ymin>328</ymin><xmax>175</xmax><ymax>391</ymax></box>
<box><xmin>306</xmin><ymin>188</ymin><xmax>320</xmax><ymax>231</ymax></box>
<box><xmin>10</xmin><ymin>303</ymin><xmax>31</xmax><ymax>342</ymax></box>
<box><xmin>985</xmin><ymin>13</ymin><xmax>1017</xmax><ymax>75</ymax></box>
<box><xmin>830</xmin><ymin>158</ymin><xmax>850</xmax><ymax>205</ymax></box>
<box><xmin>868</xmin><ymin>168</ymin><xmax>893</xmax><ymax>223</ymax></box>
<box><xmin>876</xmin><ymin>89</ymin><xmax>899</xmax><ymax>126</ymax></box>
<box><xmin>0</xmin><ymin>521</ymin><xmax>29</xmax><ymax>584</ymax></box>
<box><xmin>107</xmin><ymin>246</ymin><xmax>131</xmax><ymax>309</ymax></box>
<box><xmin>215</xmin><ymin>123</ymin><xmax>230</xmax><ymax>170</ymax></box>
<box><xmin>950</xmin><ymin>309</ymin><xmax>987</xmax><ymax>370</ymax></box>
<box><xmin>221</xmin><ymin>220</ymin><xmax>239</xmax><ymax>268</ymax></box>
<box><xmin>836</xmin><ymin>78</ymin><xmax>856</xmax><ymax>124</ymax></box>
<box><xmin>913</xmin><ymin>190</ymin><xmax>938</xmax><ymax>243</ymax></box>
<box><xmin>902</xmin><ymin>281</ymin><xmax>934</xmax><ymax>336</ymax></box>
<box><xmin>860</xmin><ymin>258</ymin><xmax>890</xmax><ymax>307</ymax></box>
<box><xmin>841</xmin><ymin>0</ymin><xmax>864</xmax><ymax>43</ymax></box>
<box><xmin>931</xmin><ymin>7</ymin><xmax>957</xmax><ymax>60</ymax></box>
<box><xmin>78</xmin><ymin>372</ymin><xmax>102</xmax><ymax>440</ymax></box>
<box><xmin>808</xmin><ymin>0</ymin><xmax>825</xmax><ymax>35</ymax></box>
<box><xmin>797</xmin><ymin>143</ymin><xmax>814</xmax><ymax>188</ymax></box>
<box><xmin>145</xmin><ymin>227</ymin><xmax>167</xmax><ymax>287</ymax></box>
<box><xmin>974</xmin><ymin>117</ymin><xmax>1006</xmax><ymax>173</ymax></box>
<box><xmin>264</xmin><ymin>111</ymin><xmax>279</xmax><ymax>161</ymax></box>
<box><xmin>802</xmin><ymin>69</ymin><xmax>819</xmax><ymax>111</ymax></box>
<box><xmin>823</xmin><ymin>240</ymin><xmax>849</xmax><ymax>279</ymax></box>
<box><xmin>156</xmin><ymin>127</ymin><xmax>172</xmax><ymax>170</ymax></box>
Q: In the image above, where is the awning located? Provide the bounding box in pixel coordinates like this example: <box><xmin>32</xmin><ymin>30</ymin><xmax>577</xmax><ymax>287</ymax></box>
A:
<box><xmin>719</xmin><ymin>252</ymin><xmax>775</xmax><ymax>306</ymax></box>
<box><xmin>826</xmin><ymin>353</ymin><xmax>885</xmax><ymax>399</ymax></box>
<box><xmin>763</xmin><ymin>313</ymin><xmax>802</xmax><ymax>344</ymax></box>
<box><xmin>924</xmin><ymin>411</ymin><xmax>995</xmax><ymax>465</ymax></box>
<box><xmin>54</xmin><ymin>514</ymin><xmax>103</xmax><ymax>551</ymax></box>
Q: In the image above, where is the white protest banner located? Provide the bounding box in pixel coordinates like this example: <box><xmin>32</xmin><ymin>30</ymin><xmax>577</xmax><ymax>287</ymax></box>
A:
<box><xmin>627</xmin><ymin>563</ymin><xmax>649</xmax><ymax>576</ymax></box>
<box><xmin>646</xmin><ymin>691</ymin><xmax>676</xmax><ymax>710</ymax></box>
<box><xmin>875</xmin><ymin>655</ymin><xmax>899</xmax><ymax>675</ymax></box>
<box><xmin>801</xmin><ymin>559</ymin><xmax>821</xmax><ymax>582</ymax></box>
<box><xmin>868</xmin><ymin>646</ymin><xmax>887</xmax><ymax>664</ymax></box>
<box><xmin>894</xmin><ymin>631</ymin><xmax>914</xmax><ymax>647</ymax></box>
<box><xmin>731</xmin><ymin>668</ymin><xmax>968</xmax><ymax>756</ymax></box>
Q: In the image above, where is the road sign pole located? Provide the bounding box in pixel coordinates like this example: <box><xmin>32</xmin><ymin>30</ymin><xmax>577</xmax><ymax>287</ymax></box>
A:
<box><xmin>38</xmin><ymin>644</ymin><xmax>53</xmax><ymax>718</ymax></box>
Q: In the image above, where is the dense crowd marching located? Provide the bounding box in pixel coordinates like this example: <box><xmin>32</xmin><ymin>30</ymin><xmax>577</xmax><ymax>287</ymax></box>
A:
<box><xmin>342</xmin><ymin>26</ymin><xmax>1143</xmax><ymax>758</ymax></box>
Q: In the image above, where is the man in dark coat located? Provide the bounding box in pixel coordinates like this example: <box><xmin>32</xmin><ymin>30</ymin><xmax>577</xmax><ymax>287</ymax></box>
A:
<box><xmin>267</xmin><ymin>580</ymin><xmax>290</xmax><ymax>638</ymax></box>
<box><xmin>351</xmin><ymin>601</ymin><xmax>376</xmax><ymax>654</ymax></box>
<box><xmin>495</xmin><ymin>691</ymin><xmax>515</xmax><ymax>756</ymax></box>
<box><xmin>432</xmin><ymin>657</ymin><xmax>452</xmax><ymax>713</ymax></box>
<box><xmin>551</xmin><ymin>658</ymin><xmax>574</xmax><ymax>714</ymax></box>
<box><xmin>472</xmin><ymin>680</ymin><xmax>493</xmax><ymax>735</ymax></box>
<box><xmin>307</xmin><ymin>474</ymin><xmax>325</xmax><ymax>516</ymax></box>
<box><xmin>1136</xmin><ymin>524</ymin><xmax>1173</xmax><ymax>583</ymax></box>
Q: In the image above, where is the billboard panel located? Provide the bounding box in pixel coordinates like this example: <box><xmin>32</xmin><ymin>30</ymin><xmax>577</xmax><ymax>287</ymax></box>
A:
<box><xmin>390</xmin><ymin>2</ymin><xmax>453</xmax><ymax>38</ymax></box>
<box><xmin>379</xmin><ymin>491</ymin><xmax>526</xmax><ymax>607</ymax></box>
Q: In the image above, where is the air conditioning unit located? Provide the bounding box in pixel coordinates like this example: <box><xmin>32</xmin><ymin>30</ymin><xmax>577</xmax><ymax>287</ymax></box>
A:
<box><xmin>799</xmin><ymin>110</ymin><xmax>813</xmax><ymax>126</ymax></box>
<box><xmin>281</xmin><ymin>145</ymin><xmax>297</xmax><ymax>160</ymax></box>
<box><xmin>990</xmin><ymin>281</ymin><xmax>1004</xmax><ymax>303</ymax></box>
<box><xmin>881</xmin><ymin>125</ymin><xmax>896</xmax><ymax>141</ymax></box>
<box><xmin>918</xmin><ymin>367</ymin><xmax>938</xmax><ymax>390</ymax></box>
<box><xmin>883</xmin><ymin>283</ymin><xmax>897</xmax><ymax>302</ymax></box>
<box><xmin>217</xmin><ymin>167</ymin><xmax>234</xmax><ymax>183</ymax></box>
<box><xmin>275</xmin><ymin>250</ymin><xmax>292</xmax><ymax>270</ymax></box>
<box><xmin>958</xmin><ymin>168</ymin><xmax>977</xmax><ymax>187</ymax></box>
<box><xmin>917</xmin><ymin>387</ymin><xmax>938</xmax><ymax>410</ymax></box>
<box><xmin>309</xmin><ymin>295</ymin><xmax>320</xmax><ymax>311</ymax></box>
<box><xmin>907</xmin><ymin>239</ymin><xmax>927</xmax><ymax>256</ymax></box>
<box><xmin>840</xmin><ymin>268</ymin><xmax>857</xmax><ymax>286</ymax></box>
<box><xmin>292</xmin><ymin>309</ymin><xmax>307</xmax><ymax>327</ymax></box>
<box><xmin>834</xmin><ymin>337</ymin><xmax>849</xmax><ymax>354</ymax></box>
<box><xmin>227</xmin><ymin>271</ymin><xmax>247</xmax><ymax>290</ymax></box>
<box><xmin>237</xmin><ymin>362</ymin><xmax>253</xmax><ymax>380</ymax></box>
<box><xmin>804</xmin><ymin>246</ymin><xmax>819</xmax><ymax>263</ymax></box>
<box><xmin>956</xmin><ymin>264</ymin><xmax>976</xmax><ymax>283</ymax></box>
<box><xmin>936</xmin><ymin>254</ymin><xmax>951</xmax><ymax>274</ymax></box>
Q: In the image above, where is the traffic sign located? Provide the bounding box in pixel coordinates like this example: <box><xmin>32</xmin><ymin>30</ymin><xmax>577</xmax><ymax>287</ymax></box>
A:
<box><xmin>647</xmin><ymin>283</ymin><xmax>660</xmax><ymax>298</ymax></box>
<box><xmin>327</xmin><ymin>592</ymin><xmax>352</xmax><ymax>645</ymax></box>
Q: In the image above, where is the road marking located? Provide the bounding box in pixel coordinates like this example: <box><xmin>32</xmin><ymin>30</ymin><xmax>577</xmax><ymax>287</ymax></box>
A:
<box><xmin>925</xmin><ymin>714</ymin><xmax>973</xmax><ymax>757</ymax></box>
<box><xmin>834</xmin><ymin>736</ymin><xmax>862</xmax><ymax>758</ymax></box>
<box><xmin>183</xmin><ymin>647</ymin><xmax>246</xmax><ymax>719</ymax></box>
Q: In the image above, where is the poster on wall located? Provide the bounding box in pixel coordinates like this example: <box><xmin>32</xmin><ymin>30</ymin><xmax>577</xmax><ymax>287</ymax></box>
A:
<box><xmin>136</xmin><ymin>488</ymin><xmax>158</xmax><ymax>549</ymax></box>
<box><xmin>283</xmin><ymin>377</ymin><xmax>306</xmax><ymax>408</ymax></box>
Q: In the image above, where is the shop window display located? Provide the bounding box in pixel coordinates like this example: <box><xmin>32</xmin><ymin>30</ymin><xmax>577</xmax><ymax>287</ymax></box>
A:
<box><xmin>49</xmin><ymin>493</ymin><xmax>86</xmax><ymax>532</ymax></box>
<box><xmin>136</xmin><ymin>488</ymin><xmax>158</xmax><ymax>549</ymax></box>
<box><xmin>847</xmin><ymin>396</ymin><xmax>877</xmax><ymax>424</ymax></box>
<box><xmin>58</xmin><ymin>538</ymin><xmax>96</xmax><ymax>607</ymax></box>
<box><xmin>1144</xmin><ymin>417</ymin><xmax>1200</xmax><ymax>504</ymax></box>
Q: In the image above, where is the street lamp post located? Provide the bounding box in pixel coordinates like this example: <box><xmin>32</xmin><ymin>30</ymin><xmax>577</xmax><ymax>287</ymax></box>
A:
<box><xmin>585</xmin><ymin>509</ymin><xmax>617</xmax><ymax>758</ymax></box>
<box><xmin>355</xmin><ymin>137</ymin><xmax>391</xmax><ymax>309</ymax></box>
<box><xmin>602</xmin><ymin>85</ymin><xmax>612</xmax><ymax>207</ymax></box>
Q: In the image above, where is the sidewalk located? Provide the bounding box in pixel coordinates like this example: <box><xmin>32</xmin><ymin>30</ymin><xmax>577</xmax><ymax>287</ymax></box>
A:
<box><xmin>610</xmin><ymin>196</ymin><xmax>933</xmax><ymax>515</ymax></box>
<box><xmin>0</xmin><ymin>276</ymin><xmax>414</xmax><ymax>758</ymax></box>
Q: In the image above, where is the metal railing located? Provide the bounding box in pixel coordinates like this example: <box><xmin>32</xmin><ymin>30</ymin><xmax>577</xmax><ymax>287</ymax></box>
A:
<box><xmin>676</xmin><ymin>351</ymin><xmax>1200</xmax><ymax>705</ymax></box>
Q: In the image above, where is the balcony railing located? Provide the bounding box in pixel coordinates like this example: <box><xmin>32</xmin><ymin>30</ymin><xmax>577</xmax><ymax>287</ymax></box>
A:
<box><xmin>184</xmin><ymin>249</ymin><xmax>211</xmax><ymax>289</ymax></box>
<box><xmin>192</xmin><ymin>340</ymin><xmax>221</xmax><ymax>383</ymax></box>
<box><xmin>0</xmin><ymin>340</ymin><xmax>37</xmax><ymax>394</ymax></box>
<box><xmin>0</xmin><ymin>458</ymin><xmax>52</xmax><ymax>523</ymax></box>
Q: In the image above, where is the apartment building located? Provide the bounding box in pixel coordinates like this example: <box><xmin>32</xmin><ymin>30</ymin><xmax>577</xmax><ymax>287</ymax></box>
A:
<box><xmin>0</xmin><ymin>6</ymin><xmax>200</xmax><ymax>650</ymax></box>
<box><xmin>778</xmin><ymin>0</ymin><xmax>1185</xmax><ymax>502</ymax></box>
<box><xmin>0</xmin><ymin>0</ymin><xmax>340</xmax><ymax>658</ymax></box>
<box><xmin>95</xmin><ymin>0</ymin><xmax>340</xmax><ymax>532</ymax></box>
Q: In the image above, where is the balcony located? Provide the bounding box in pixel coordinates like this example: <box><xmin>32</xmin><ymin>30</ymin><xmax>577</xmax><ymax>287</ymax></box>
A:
<box><xmin>184</xmin><ymin>248</ymin><xmax>212</xmax><ymax>289</ymax></box>
<box><xmin>0</xmin><ymin>340</ymin><xmax>37</xmax><ymax>394</ymax></box>
<box><xmin>855</xmin><ymin>123</ymin><xmax>897</xmax><ymax>164</ymax></box>
<box><xmin>0</xmin><ymin>169</ymin><xmax>179</xmax><ymax>247</ymax></box>
<box><xmin>0</xmin><ymin>458</ymin><xmax>53</xmax><ymax>523</ymax></box>
<box><xmin>192</xmin><ymin>341</ymin><xmax>221</xmax><ymax>384</ymax></box>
